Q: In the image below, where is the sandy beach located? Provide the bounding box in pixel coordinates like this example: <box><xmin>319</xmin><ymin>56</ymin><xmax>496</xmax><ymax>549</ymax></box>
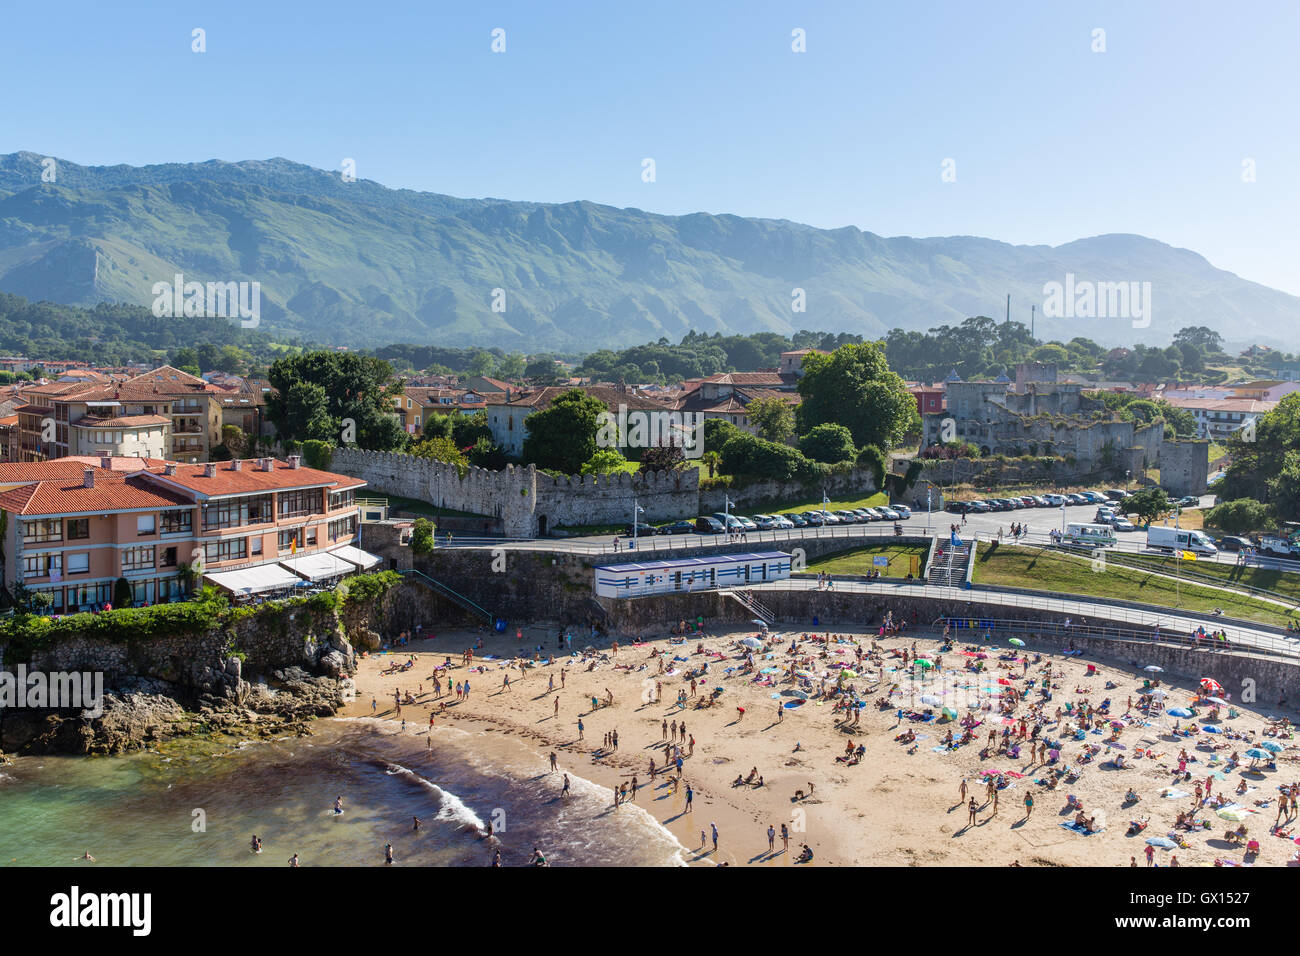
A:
<box><xmin>341</xmin><ymin>617</ymin><xmax>1300</xmax><ymax>867</ymax></box>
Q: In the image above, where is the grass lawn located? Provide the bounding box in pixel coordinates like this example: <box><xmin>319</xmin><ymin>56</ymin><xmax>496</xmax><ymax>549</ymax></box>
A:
<box><xmin>366</xmin><ymin>493</ymin><xmax>486</xmax><ymax>520</ymax></box>
<box><xmin>807</xmin><ymin>543</ymin><xmax>930</xmax><ymax>578</ymax></box>
<box><xmin>768</xmin><ymin>491</ymin><xmax>888</xmax><ymax>515</ymax></box>
<box><xmin>1209</xmin><ymin>442</ymin><xmax>1229</xmax><ymax>465</ymax></box>
<box><xmin>972</xmin><ymin>542</ymin><xmax>1293</xmax><ymax>627</ymax></box>
<box><xmin>1111</xmin><ymin>552</ymin><xmax>1300</xmax><ymax>604</ymax></box>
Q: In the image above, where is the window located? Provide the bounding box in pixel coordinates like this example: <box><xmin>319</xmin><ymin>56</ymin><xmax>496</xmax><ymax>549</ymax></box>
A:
<box><xmin>278</xmin><ymin>529</ymin><xmax>301</xmax><ymax>552</ymax></box>
<box><xmin>329</xmin><ymin>489</ymin><xmax>356</xmax><ymax>510</ymax></box>
<box><xmin>204</xmin><ymin>538</ymin><xmax>247</xmax><ymax>564</ymax></box>
<box><xmin>161</xmin><ymin>547</ymin><xmax>178</xmax><ymax>568</ymax></box>
<box><xmin>137</xmin><ymin>514</ymin><xmax>156</xmax><ymax>535</ymax></box>
<box><xmin>67</xmin><ymin>552</ymin><xmax>90</xmax><ymax>575</ymax></box>
<box><xmin>22</xmin><ymin>553</ymin><xmax>60</xmax><ymax>577</ymax></box>
<box><xmin>121</xmin><ymin>546</ymin><xmax>156</xmax><ymax>572</ymax></box>
<box><xmin>328</xmin><ymin>515</ymin><xmax>357</xmax><ymax>540</ymax></box>
<box><xmin>66</xmin><ymin>518</ymin><xmax>90</xmax><ymax>540</ymax></box>
<box><xmin>160</xmin><ymin>509</ymin><xmax>193</xmax><ymax>534</ymax></box>
<box><xmin>277</xmin><ymin>488</ymin><xmax>320</xmax><ymax>519</ymax></box>
<box><xmin>23</xmin><ymin>519</ymin><xmax>61</xmax><ymax>543</ymax></box>
<box><xmin>250</xmin><ymin>536</ymin><xmax>263</xmax><ymax>555</ymax></box>
<box><xmin>305</xmin><ymin>527</ymin><xmax>317</xmax><ymax>546</ymax></box>
<box><xmin>202</xmin><ymin>494</ymin><xmax>272</xmax><ymax>530</ymax></box>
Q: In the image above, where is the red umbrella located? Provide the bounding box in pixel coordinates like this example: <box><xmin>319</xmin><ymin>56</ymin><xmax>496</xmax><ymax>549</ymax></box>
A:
<box><xmin>1200</xmin><ymin>678</ymin><xmax>1224</xmax><ymax>695</ymax></box>
<box><xmin>997</xmin><ymin>678</ymin><xmax>1012</xmax><ymax>686</ymax></box>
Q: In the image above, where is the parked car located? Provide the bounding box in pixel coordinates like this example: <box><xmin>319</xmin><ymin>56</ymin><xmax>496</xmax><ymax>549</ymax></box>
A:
<box><xmin>752</xmin><ymin>514</ymin><xmax>780</xmax><ymax>530</ymax></box>
<box><xmin>710</xmin><ymin>513</ymin><xmax>746</xmax><ymax>531</ymax></box>
<box><xmin>1042</xmin><ymin>494</ymin><xmax>1067</xmax><ymax>507</ymax></box>
<box><xmin>800</xmin><ymin>511</ymin><xmax>826</xmax><ymax>526</ymax></box>
<box><xmin>661</xmin><ymin>520</ymin><xmax>698</xmax><ymax>535</ymax></box>
<box><xmin>878</xmin><ymin>507</ymin><xmax>900</xmax><ymax>520</ymax></box>
<box><xmin>1081</xmin><ymin>491</ymin><xmax>1108</xmax><ymax>504</ymax></box>
<box><xmin>1216</xmin><ymin>535</ymin><xmax>1254</xmax><ymax>553</ymax></box>
<box><xmin>893</xmin><ymin>505</ymin><xmax>912</xmax><ymax>519</ymax></box>
<box><xmin>1064</xmin><ymin>493</ymin><xmax>1086</xmax><ymax>505</ymax></box>
<box><xmin>1258</xmin><ymin>534</ymin><xmax>1297</xmax><ymax>558</ymax></box>
<box><xmin>695</xmin><ymin>516</ymin><xmax>726</xmax><ymax>534</ymax></box>
<box><xmin>853</xmin><ymin>508</ymin><xmax>876</xmax><ymax>521</ymax></box>
<box><xmin>833</xmin><ymin>509</ymin><xmax>860</xmax><ymax>524</ymax></box>
<box><xmin>626</xmin><ymin>521</ymin><xmax>657</xmax><ymax>536</ymax></box>
<box><xmin>735</xmin><ymin>516</ymin><xmax>758</xmax><ymax>532</ymax></box>
<box><xmin>1112</xmin><ymin>517</ymin><xmax>1137</xmax><ymax>532</ymax></box>
<box><xmin>1031</xmin><ymin>496</ymin><xmax>1050</xmax><ymax>507</ymax></box>
<box><xmin>769</xmin><ymin>514</ymin><xmax>795</xmax><ymax>530</ymax></box>
<box><xmin>1094</xmin><ymin>508</ymin><xmax>1116</xmax><ymax>523</ymax></box>
<box><xmin>786</xmin><ymin>513</ymin><xmax>808</xmax><ymax>527</ymax></box>
<box><xmin>1105</xmin><ymin>489</ymin><xmax>1130</xmax><ymax>501</ymax></box>
<box><xmin>1178</xmin><ymin>496</ymin><xmax>1200</xmax><ymax>507</ymax></box>
<box><xmin>968</xmin><ymin>500</ymin><xmax>991</xmax><ymax>513</ymax></box>
<box><xmin>1017</xmin><ymin>496</ymin><xmax>1037</xmax><ymax>507</ymax></box>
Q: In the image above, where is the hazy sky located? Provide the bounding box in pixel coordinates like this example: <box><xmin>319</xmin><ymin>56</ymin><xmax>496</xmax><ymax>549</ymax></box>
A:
<box><xmin>4</xmin><ymin>0</ymin><xmax>1297</xmax><ymax>298</ymax></box>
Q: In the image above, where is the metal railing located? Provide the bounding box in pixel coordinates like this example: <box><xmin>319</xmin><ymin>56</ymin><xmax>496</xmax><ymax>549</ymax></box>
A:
<box><xmin>745</xmin><ymin>577</ymin><xmax>1300</xmax><ymax>660</ymax></box>
<box><xmin>399</xmin><ymin>569</ymin><xmax>494</xmax><ymax>624</ymax></box>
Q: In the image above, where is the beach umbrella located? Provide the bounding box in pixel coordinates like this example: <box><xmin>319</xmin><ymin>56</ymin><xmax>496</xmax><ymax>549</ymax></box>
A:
<box><xmin>1150</xmin><ymin>689</ymin><xmax>1168</xmax><ymax>698</ymax></box>
<box><xmin>942</xmin><ymin>707</ymin><xmax>958</xmax><ymax>720</ymax></box>
<box><xmin>919</xmin><ymin>694</ymin><xmax>943</xmax><ymax>706</ymax></box>
<box><xmin>795</xmin><ymin>670</ymin><xmax>815</xmax><ymax>679</ymax></box>
<box><xmin>915</xmin><ymin>657</ymin><xmax>933</xmax><ymax>666</ymax></box>
<box><xmin>997</xmin><ymin>678</ymin><xmax>1013</xmax><ymax>686</ymax></box>
<box><xmin>1168</xmin><ymin>707</ymin><xmax>1194</xmax><ymax>718</ymax></box>
<box><xmin>1245</xmin><ymin>748</ymin><xmax>1270</xmax><ymax>760</ymax></box>
<box><xmin>1201</xmin><ymin>724</ymin><xmax>1223</xmax><ymax>733</ymax></box>
<box><xmin>784</xmin><ymin>690</ymin><xmax>809</xmax><ymax>699</ymax></box>
<box><xmin>1216</xmin><ymin>808</ymin><xmax>1250</xmax><ymax>822</ymax></box>
<box><xmin>841</xmin><ymin>670</ymin><xmax>858</xmax><ymax>678</ymax></box>
<box><xmin>1144</xmin><ymin>665</ymin><xmax>1163</xmax><ymax>673</ymax></box>
<box><xmin>1200</xmin><ymin>678</ymin><xmax>1224</xmax><ymax>695</ymax></box>
<box><xmin>1260</xmin><ymin>741</ymin><xmax>1283</xmax><ymax>753</ymax></box>
<box><xmin>1205</xmin><ymin>696</ymin><xmax>1229</xmax><ymax>706</ymax></box>
<box><xmin>1008</xmin><ymin>638</ymin><xmax>1025</xmax><ymax>647</ymax></box>
<box><xmin>740</xmin><ymin>637</ymin><xmax>762</xmax><ymax>649</ymax></box>
<box><xmin>1146</xmin><ymin>836</ymin><xmax>1177</xmax><ymax>848</ymax></box>
<box><xmin>975</xmin><ymin>653</ymin><xmax>988</xmax><ymax>660</ymax></box>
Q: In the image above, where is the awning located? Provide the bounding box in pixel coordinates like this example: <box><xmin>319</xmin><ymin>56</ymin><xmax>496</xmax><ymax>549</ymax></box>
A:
<box><xmin>279</xmin><ymin>551</ymin><xmax>357</xmax><ymax>582</ymax></box>
<box><xmin>206</xmin><ymin>563</ymin><xmax>305</xmax><ymax>595</ymax></box>
<box><xmin>331</xmin><ymin>544</ymin><xmax>381</xmax><ymax>571</ymax></box>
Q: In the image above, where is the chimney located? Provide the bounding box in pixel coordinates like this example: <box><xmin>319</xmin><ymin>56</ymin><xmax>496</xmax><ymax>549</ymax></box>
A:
<box><xmin>100</xmin><ymin>455</ymin><xmax>112</xmax><ymax>470</ymax></box>
<box><xmin>288</xmin><ymin>455</ymin><xmax>302</xmax><ymax>469</ymax></box>
<box><xmin>231</xmin><ymin>458</ymin><xmax>242</xmax><ymax>471</ymax></box>
<box><xmin>204</xmin><ymin>462</ymin><xmax>216</xmax><ymax>477</ymax></box>
<box><xmin>164</xmin><ymin>463</ymin><xmax>176</xmax><ymax>476</ymax></box>
<box><xmin>83</xmin><ymin>469</ymin><xmax>94</xmax><ymax>489</ymax></box>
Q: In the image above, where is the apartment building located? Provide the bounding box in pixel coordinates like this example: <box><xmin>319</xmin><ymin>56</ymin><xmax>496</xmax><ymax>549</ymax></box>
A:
<box><xmin>0</xmin><ymin>456</ymin><xmax>375</xmax><ymax>611</ymax></box>
<box><xmin>15</xmin><ymin>366</ymin><xmax>225</xmax><ymax>463</ymax></box>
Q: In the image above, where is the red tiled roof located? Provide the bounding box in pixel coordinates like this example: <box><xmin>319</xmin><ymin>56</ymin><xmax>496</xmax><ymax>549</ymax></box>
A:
<box><xmin>0</xmin><ymin>473</ymin><xmax>195</xmax><ymax>516</ymax></box>
<box><xmin>701</xmin><ymin>372</ymin><xmax>787</xmax><ymax>387</ymax></box>
<box><xmin>142</xmin><ymin>458</ymin><xmax>366</xmax><ymax>499</ymax></box>
<box><xmin>72</xmin><ymin>414</ymin><xmax>171</xmax><ymax>428</ymax></box>
<box><xmin>0</xmin><ymin>461</ymin><xmax>118</xmax><ymax>484</ymax></box>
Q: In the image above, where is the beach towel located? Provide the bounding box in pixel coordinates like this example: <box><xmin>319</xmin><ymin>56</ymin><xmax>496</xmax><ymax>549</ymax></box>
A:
<box><xmin>1159</xmin><ymin>788</ymin><xmax>1190</xmax><ymax>799</ymax></box>
<box><xmin>1059</xmin><ymin>821</ymin><xmax>1100</xmax><ymax>835</ymax></box>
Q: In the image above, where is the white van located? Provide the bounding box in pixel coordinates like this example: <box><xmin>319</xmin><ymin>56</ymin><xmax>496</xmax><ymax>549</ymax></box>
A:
<box><xmin>1043</xmin><ymin>494</ymin><xmax>1067</xmax><ymax>506</ymax></box>
<box><xmin>1146</xmin><ymin>525</ymin><xmax>1217</xmax><ymax>556</ymax></box>
<box><xmin>1064</xmin><ymin>522</ymin><xmax>1117</xmax><ymax>547</ymax></box>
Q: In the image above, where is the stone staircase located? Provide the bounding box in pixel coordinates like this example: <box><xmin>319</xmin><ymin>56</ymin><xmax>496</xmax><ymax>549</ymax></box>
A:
<box><xmin>927</xmin><ymin>538</ymin><xmax>971</xmax><ymax>588</ymax></box>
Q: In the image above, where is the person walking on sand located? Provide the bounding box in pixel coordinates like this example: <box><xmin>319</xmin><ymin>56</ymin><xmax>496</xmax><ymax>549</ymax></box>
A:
<box><xmin>781</xmin><ymin>823</ymin><xmax>789</xmax><ymax>853</ymax></box>
<box><xmin>685</xmin><ymin>785</ymin><xmax>694</xmax><ymax>812</ymax></box>
<box><xmin>561</xmin><ymin>774</ymin><xmax>571</xmax><ymax>798</ymax></box>
<box><xmin>968</xmin><ymin>798</ymin><xmax>978</xmax><ymax>827</ymax></box>
<box><xmin>1144</xmin><ymin>844</ymin><xmax>1154</xmax><ymax>866</ymax></box>
<box><xmin>549</xmin><ymin>751</ymin><xmax>557</xmax><ymax>772</ymax></box>
<box><xmin>577</xmin><ymin>718</ymin><xmax>584</xmax><ymax>740</ymax></box>
<box><xmin>768</xmin><ymin>824</ymin><xmax>776</xmax><ymax>853</ymax></box>
<box><xmin>711</xmin><ymin>821</ymin><xmax>719</xmax><ymax>852</ymax></box>
<box><xmin>1023</xmin><ymin>793</ymin><xmax>1034</xmax><ymax>819</ymax></box>
<box><xmin>554</xmin><ymin>697</ymin><xmax>559</xmax><ymax>717</ymax></box>
<box><xmin>959</xmin><ymin>778</ymin><xmax>968</xmax><ymax>804</ymax></box>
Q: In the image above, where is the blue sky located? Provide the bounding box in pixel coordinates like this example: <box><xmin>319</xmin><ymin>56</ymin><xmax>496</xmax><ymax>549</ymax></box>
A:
<box><xmin>3</xmin><ymin>0</ymin><xmax>1297</xmax><ymax>298</ymax></box>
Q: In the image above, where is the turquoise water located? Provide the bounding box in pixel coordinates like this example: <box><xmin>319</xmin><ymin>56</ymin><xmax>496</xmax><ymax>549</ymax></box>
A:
<box><xmin>0</xmin><ymin>718</ymin><xmax>686</xmax><ymax>867</ymax></box>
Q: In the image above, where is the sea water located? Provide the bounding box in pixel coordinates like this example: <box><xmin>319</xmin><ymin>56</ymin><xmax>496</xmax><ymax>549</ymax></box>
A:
<box><xmin>0</xmin><ymin>718</ymin><xmax>687</xmax><ymax>867</ymax></box>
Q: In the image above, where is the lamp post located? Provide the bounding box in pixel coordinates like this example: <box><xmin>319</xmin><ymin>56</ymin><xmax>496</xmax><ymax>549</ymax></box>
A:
<box><xmin>632</xmin><ymin>499</ymin><xmax>644</xmax><ymax>551</ymax></box>
<box><xmin>822</xmin><ymin>493</ymin><xmax>830</xmax><ymax>534</ymax></box>
<box><xmin>724</xmin><ymin>495</ymin><xmax>734</xmax><ymax>538</ymax></box>
<box><xmin>1126</xmin><ymin>469</ymin><xmax>1131</xmax><ymax>493</ymax></box>
<box><xmin>926</xmin><ymin>487</ymin><xmax>932</xmax><ymax>533</ymax></box>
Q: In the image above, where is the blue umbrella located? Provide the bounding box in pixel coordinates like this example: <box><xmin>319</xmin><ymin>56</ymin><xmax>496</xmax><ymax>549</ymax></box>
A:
<box><xmin>1244</xmin><ymin>748</ymin><xmax>1270</xmax><ymax>760</ymax></box>
<box><xmin>1260</xmin><ymin>740</ymin><xmax>1284</xmax><ymax>753</ymax></box>
<box><xmin>1201</xmin><ymin>724</ymin><xmax>1223</xmax><ymax>733</ymax></box>
<box><xmin>1146</xmin><ymin>836</ymin><xmax>1177</xmax><ymax>848</ymax></box>
<box><xmin>1168</xmin><ymin>707</ymin><xmax>1194</xmax><ymax>718</ymax></box>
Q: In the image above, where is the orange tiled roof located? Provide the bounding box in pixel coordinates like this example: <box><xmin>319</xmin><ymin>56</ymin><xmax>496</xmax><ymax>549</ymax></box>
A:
<box><xmin>143</xmin><ymin>459</ymin><xmax>366</xmax><ymax>499</ymax></box>
<box><xmin>0</xmin><ymin>473</ymin><xmax>194</xmax><ymax>516</ymax></box>
<box><xmin>72</xmin><ymin>414</ymin><xmax>171</xmax><ymax>428</ymax></box>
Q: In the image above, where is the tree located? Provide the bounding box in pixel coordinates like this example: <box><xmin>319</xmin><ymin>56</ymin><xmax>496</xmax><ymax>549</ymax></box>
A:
<box><xmin>467</xmin><ymin>437</ymin><xmax>508</xmax><ymax>470</ymax></box>
<box><xmin>497</xmin><ymin>352</ymin><xmax>527</xmax><ymax>380</ymax></box>
<box><xmin>703</xmin><ymin>418</ymin><xmax>741</xmax><ymax>455</ymax></box>
<box><xmin>525</xmin><ymin>355</ymin><xmax>562</xmax><ymax>383</ymax></box>
<box><xmin>301</xmin><ymin>439</ymin><xmax>334</xmax><ymax>470</ymax></box>
<box><xmin>1173</xmin><ymin>326</ymin><xmax>1224</xmax><ymax>355</ymax></box>
<box><xmin>1205</xmin><ymin>498</ymin><xmax>1273</xmax><ymax>536</ymax></box>
<box><xmin>113</xmin><ymin>577</ymin><xmax>133</xmax><ymax>609</ymax></box>
<box><xmin>800</xmin><ymin>423</ymin><xmax>856</xmax><ymax>464</ymax></box>
<box><xmin>1125</xmin><ymin>487</ymin><xmax>1169</xmax><ymax>526</ymax></box>
<box><xmin>746</xmin><ymin>396</ymin><xmax>796</xmax><ymax>444</ymax></box>
<box><xmin>468</xmin><ymin>350</ymin><xmax>499</xmax><ymax>378</ymax></box>
<box><xmin>410</xmin><ymin>518</ymin><xmax>435</xmax><ymax>555</ymax></box>
<box><xmin>408</xmin><ymin>435</ymin><xmax>468</xmax><ymax>474</ymax></box>
<box><xmin>796</xmin><ymin>342</ymin><xmax>917</xmax><ymax>451</ymax></box>
<box><xmin>581</xmin><ymin>448</ymin><xmax>629</xmax><ymax>475</ymax></box>
<box><xmin>521</xmin><ymin>389</ymin><xmax>606</xmax><ymax>474</ymax></box>
<box><xmin>267</xmin><ymin>351</ymin><xmax>407</xmax><ymax>451</ymax></box>
<box><xmin>221</xmin><ymin>424</ymin><xmax>248</xmax><ymax>459</ymax></box>
<box><xmin>639</xmin><ymin>445</ymin><xmax>686</xmax><ymax>473</ymax></box>
<box><xmin>720</xmin><ymin>432</ymin><xmax>815</xmax><ymax>482</ymax></box>
<box><xmin>701</xmin><ymin>450</ymin><xmax>722</xmax><ymax>479</ymax></box>
<box><xmin>857</xmin><ymin>444</ymin><xmax>887</xmax><ymax>490</ymax></box>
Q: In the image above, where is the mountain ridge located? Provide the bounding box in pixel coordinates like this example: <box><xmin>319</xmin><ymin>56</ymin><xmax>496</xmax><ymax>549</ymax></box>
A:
<box><xmin>0</xmin><ymin>151</ymin><xmax>1294</xmax><ymax>351</ymax></box>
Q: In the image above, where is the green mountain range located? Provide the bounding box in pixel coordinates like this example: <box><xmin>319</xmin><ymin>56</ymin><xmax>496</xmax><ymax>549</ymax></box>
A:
<box><xmin>1</xmin><ymin>151</ymin><xmax>1296</xmax><ymax>351</ymax></box>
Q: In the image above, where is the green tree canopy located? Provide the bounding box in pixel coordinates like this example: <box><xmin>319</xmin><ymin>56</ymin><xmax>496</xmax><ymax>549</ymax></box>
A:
<box><xmin>746</xmin><ymin>395</ymin><xmax>796</xmax><ymax>444</ymax></box>
<box><xmin>521</xmin><ymin>389</ymin><xmax>607</xmax><ymax>474</ymax></box>
<box><xmin>267</xmin><ymin>351</ymin><xmax>407</xmax><ymax>451</ymax></box>
<box><xmin>796</xmin><ymin>342</ymin><xmax>917</xmax><ymax>451</ymax></box>
<box><xmin>800</xmin><ymin>423</ymin><xmax>856</xmax><ymax>464</ymax></box>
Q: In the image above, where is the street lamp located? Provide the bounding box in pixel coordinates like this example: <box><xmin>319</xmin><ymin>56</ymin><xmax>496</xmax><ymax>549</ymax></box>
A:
<box><xmin>1125</xmin><ymin>470</ymin><xmax>1131</xmax><ymax>493</ymax></box>
<box><xmin>926</xmin><ymin>487</ymin><xmax>932</xmax><ymax>533</ymax></box>
<box><xmin>821</xmin><ymin>493</ymin><xmax>830</xmax><ymax>532</ymax></box>
<box><xmin>724</xmin><ymin>495</ymin><xmax>734</xmax><ymax>538</ymax></box>
<box><xmin>632</xmin><ymin>499</ymin><xmax>644</xmax><ymax>551</ymax></box>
